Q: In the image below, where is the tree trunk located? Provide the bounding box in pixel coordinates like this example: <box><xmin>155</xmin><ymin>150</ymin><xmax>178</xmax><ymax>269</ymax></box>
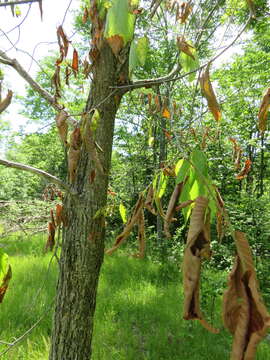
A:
<box><xmin>49</xmin><ymin>40</ymin><xmax>128</xmax><ymax>360</ymax></box>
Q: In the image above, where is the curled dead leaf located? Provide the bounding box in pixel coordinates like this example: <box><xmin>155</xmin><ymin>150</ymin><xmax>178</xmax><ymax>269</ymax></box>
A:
<box><xmin>55</xmin><ymin>110</ymin><xmax>68</xmax><ymax>145</ymax></box>
<box><xmin>258</xmin><ymin>88</ymin><xmax>270</xmax><ymax>133</ymax></box>
<box><xmin>72</xmin><ymin>49</ymin><xmax>79</xmax><ymax>74</ymax></box>
<box><xmin>68</xmin><ymin>147</ymin><xmax>80</xmax><ymax>183</ymax></box>
<box><xmin>236</xmin><ymin>159</ymin><xmax>252</xmax><ymax>180</ymax></box>
<box><xmin>183</xmin><ymin>196</ymin><xmax>219</xmax><ymax>333</ymax></box>
<box><xmin>200</xmin><ymin>64</ymin><xmax>221</xmax><ymax>122</ymax></box>
<box><xmin>106</xmin><ymin>194</ymin><xmax>145</xmax><ymax>255</ymax></box>
<box><xmin>223</xmin><ymin>231</ymin><xmax>270</xmax><ymax>360</ymax></box>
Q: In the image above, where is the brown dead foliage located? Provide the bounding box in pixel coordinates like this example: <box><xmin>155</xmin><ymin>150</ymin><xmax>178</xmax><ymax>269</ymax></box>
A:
<box><xmin>55</xmin><ymin>204</ymin><xmax>63</xmax><ymax>226</ymax></box>
<box><xmin>258</xmin><ymin>88</ymin><xmax>270</xmax><ymax>133</ymax></box>
<box><xmin>236</xmin><ymin>159</ymin><xmax>252</xmax><ymax>180</ymax></box>
<box><xmin>200</xmin><ymin>64</ymin><xmax>221</xmax><ymax>122</ymax></box>
<box><xmin>106</xmin><ymin>194</ymin><xmax>145</xmax><ymax>255</ymax></box>
<box><xmin>223</xmin><ymin>231</ymin><xmax>270</xmax><ymax>360</ymax></box>
<box><xmin>55</xmin><ymin>110</ymin><xmax>68</xmax><ymax>145</ymax></box>
<box><xmin>45</xmin><ymin>221</ymin><xmax>56</xmax><ymax>251</ymax></box>
<box><xmin>183</xmin><ymin>196</ymin><xmax>219</xmax><ymax>333</ymax></box>
<box><xmin>106</xmin><ymin>35</ymin><xmax>124</xmax><ymax>56</ymax></box>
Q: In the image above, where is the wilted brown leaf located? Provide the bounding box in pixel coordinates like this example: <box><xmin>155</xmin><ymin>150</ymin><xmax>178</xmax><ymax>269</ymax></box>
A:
<box><xmin>82</xmin><ymin>7</ymin><xmax>89</xmax><ymax>23</ymax></box>
<box><xmin>68</xmin><ymin>147</ymin><xmax>80</xmax><ymax>183</ymax></box>
<box><xmin>258</xmin><ymin>88</ymin><xmax>270</xmax><ymax>133</ymax></box>
<box><xmin>178</xmin><ymin>2</ymin><xmax>192</xmax><ymax>23</ymax></box>
<box><xmin>0</xmin><ymin>90</ymin><xmax>13</xmax><ymax>114</ymax></box>
<box><xmin>223</xmin><ymin>231</ymin><xmax>270</xmax><ymax>360</ymax></box>
<box><xmin>55</xmin><ymin>204</ymin><xmax>63</xmax><ymax>226</ymax></box>
<box><xmin>45</xmin><ymin>221</ymin><xmax>56</xmax><ymax>251</ymax></box>
<box><xmin>72</xmin><ymin>49</ymin><xmax>79</xmax><ymax>74</ymax></box>
<box><xmin>106</xmin><ymin>35</ymin><xmax>124</xmax><ymax>56</ymax></box>
<box><xmin>236</xmin><ymin>159</ymin><xmax>252</xmax><ymax>180</ymax></box>
<box><xmin>200</xmin><ymin>64</ymin><xmax>221</xmax><ymax>122</ymax></box>
<box><xmin>154</xmin><ymin>94</ymin><xmax>161</xmax><ymax>112</ymax></box>
<box><xmin>57</xmin><ymin>25</ymin><xmax>69</xmax><ymax>57</ymax></box>
<box><xmin>106</xmin><ymin>194</ymin><xmax>145</xmax><ymax>255</ymax></box>
<box><xmin>164</xmin><ymin>182</ymin><xmax>183</xmax><ymax>238</ymax></box>
<box><xmin>145</xmin><ymin>184</ymin><xmax>157</xmax><ymax>215</ymax></box>
<box><xmin>177</xmin><ymin>36</ymin><xmax>195</xmax><ymax>60</ymax></box>
<box><xmin>55</xmin><ymin>110</ymin><xmax>68</xmax><ymax>145</ymax></box>
<box><xmin>70</xmin><ymin>127</ymin><xmax>82</xmax><ymax>150</ymax></box>
<box><xmin>52</xmin><ymin>66</ymin><xmax>61</xmax><ymax>98</ymax></box>
<box><xmin>183</xmin><ymin>196</ymin><xmax>219</xmax><ymax>333</ymax></box>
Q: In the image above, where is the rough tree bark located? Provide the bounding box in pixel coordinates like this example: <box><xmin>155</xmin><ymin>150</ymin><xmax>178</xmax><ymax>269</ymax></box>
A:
<box><xmin>49</xmin><ymin>38</ymin><xmax>129</xmax><ymax>358</ymax></box>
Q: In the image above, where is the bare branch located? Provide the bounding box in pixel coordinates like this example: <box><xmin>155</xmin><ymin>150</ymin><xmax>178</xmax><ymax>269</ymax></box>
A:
<box><xmin>0</xmin><ymin>49</ymin><xmax>77</xmax><ymax>126</ymax></box>
<box><xmin>0</xmin><ymin>158</ymin><xmax>75</xmax><ymax>194</ymax></box>
<box><xmin>112</xmin><ymin>15</ymin><xmax>252</xmax><ymax>92</ymax></box>
<box><xmin>113</xmin><ymin>64</ymin><xmax>181</xmax><ymax>92</ymax></box>
<box><xmin>0</xmin><ymin>90</ymin><xmax>12</xmax><ymax>113</ymax></box>
<box><xmin>0</xmin><ymin>0</ymin><xmax>39</xmax><ymax>7</ymax></box>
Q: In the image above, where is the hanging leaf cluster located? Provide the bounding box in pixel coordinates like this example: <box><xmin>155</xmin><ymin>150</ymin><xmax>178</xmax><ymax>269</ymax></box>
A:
<box><xmin>45</xmin><ymin>204</ymin><xmax>65</xmax><ymax>252</ymax></box>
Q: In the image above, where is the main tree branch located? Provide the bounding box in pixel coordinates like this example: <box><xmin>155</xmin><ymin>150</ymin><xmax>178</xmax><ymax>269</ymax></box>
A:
<box><xmin>0</xmin><ymin>49</ymin><xmax>77</xmax><ymax>125</ymax></box>
<box><xmin>0</xmin><ymin>158</ymin><xmax>74</xmax><ymax>194</ymax></box>
<box><xmin>112</xmin><ymin>15</ymin><xmax>252</xmax><ymax>92</ymax></box>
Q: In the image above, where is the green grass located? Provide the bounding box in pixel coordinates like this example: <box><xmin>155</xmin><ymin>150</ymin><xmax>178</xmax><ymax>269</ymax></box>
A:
<box><xmin>0</xmin><ymin>234</ymin><xmax>269</xmax><ymax>359</ymax></box>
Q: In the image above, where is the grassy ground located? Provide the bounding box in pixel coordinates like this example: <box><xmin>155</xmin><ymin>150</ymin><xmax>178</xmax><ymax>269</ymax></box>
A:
<box><xmin>0</xmin><ymin>234</ymin><xmax>269</xmax><ymax>359</ymax></box>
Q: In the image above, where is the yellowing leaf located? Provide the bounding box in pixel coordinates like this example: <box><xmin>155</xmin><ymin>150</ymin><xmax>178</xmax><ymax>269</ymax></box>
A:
<box><xmin>162</xmin><ymin>107</ymin><xmax>171</xmax><ymax>119</ymax></box>
<box><xmin>258</xmin><ymin>87</ymin><xmax>270</xmax><ymax>133</ymax></box>
<box><xmin>200</xmin><ymin>64</ymin><xmax>221</xmax><ymax>122</ymax></box>
<box><xmin>0</xmin><ymin>249</ymin><xmax>12</xmax><ymax>304</ymax></box>
<box><xmin>119</xmin><ymin>202</ymin><xmax>127</xmax><ymax>223</ymax></box>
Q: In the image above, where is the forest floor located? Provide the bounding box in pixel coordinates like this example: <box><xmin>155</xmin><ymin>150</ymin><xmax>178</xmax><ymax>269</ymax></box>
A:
<box><xmin>0</xmin><ymin>234</ymin><xmax>269</xmax><ymax>360</ymax></box>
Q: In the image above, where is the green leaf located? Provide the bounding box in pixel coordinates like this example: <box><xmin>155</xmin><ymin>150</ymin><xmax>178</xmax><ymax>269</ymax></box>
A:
<box><xmin>175</xmin><ymin>159</ymin><xmax>190</xmax><ymax>184</ymax></box>
<box><xmin>157</xmin><ymin>172</ymin><xmax>168</xmax><ymax>199</ymax></box>
<box><xmin>129</xmin><ymin>40</ymin><xmax>139</xmax><ymax>77</ymax></box>
<box><xmin>136</xmin><ymin>36</ymin><xmax>149</xmax><ymax>66</ymax></box>
<box><xmin>148</xmin><ymin>136</ymin><xmax>154</xmax><ymax>146</ymax></box>
<box><xmin>119</xmin><ymin>202</ymin><xmax>127</xmax><ymax>223</ymax></box>
<box><xmin>90</xmin><ymin>109</ymin><xmax>100</xmax><ymax>133</ymax></box>
<box><xmin>179</xmin><ymin>42</ymin><xmax>199</xmax><ymax>82</ymax></box>
<box><xmin>0</xmin><ymin>249</ymin><xmax>8</xmax><ymax>282</ymax></box>
<box><xmin>104</xmin><ymin>0</ymin><xmax>139</xmax><ymax>45</ymax></box>
<box><xmin>191</xmin><ymin>148</ymin><xmax>208</xmax><ymax>178</ymax></box>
